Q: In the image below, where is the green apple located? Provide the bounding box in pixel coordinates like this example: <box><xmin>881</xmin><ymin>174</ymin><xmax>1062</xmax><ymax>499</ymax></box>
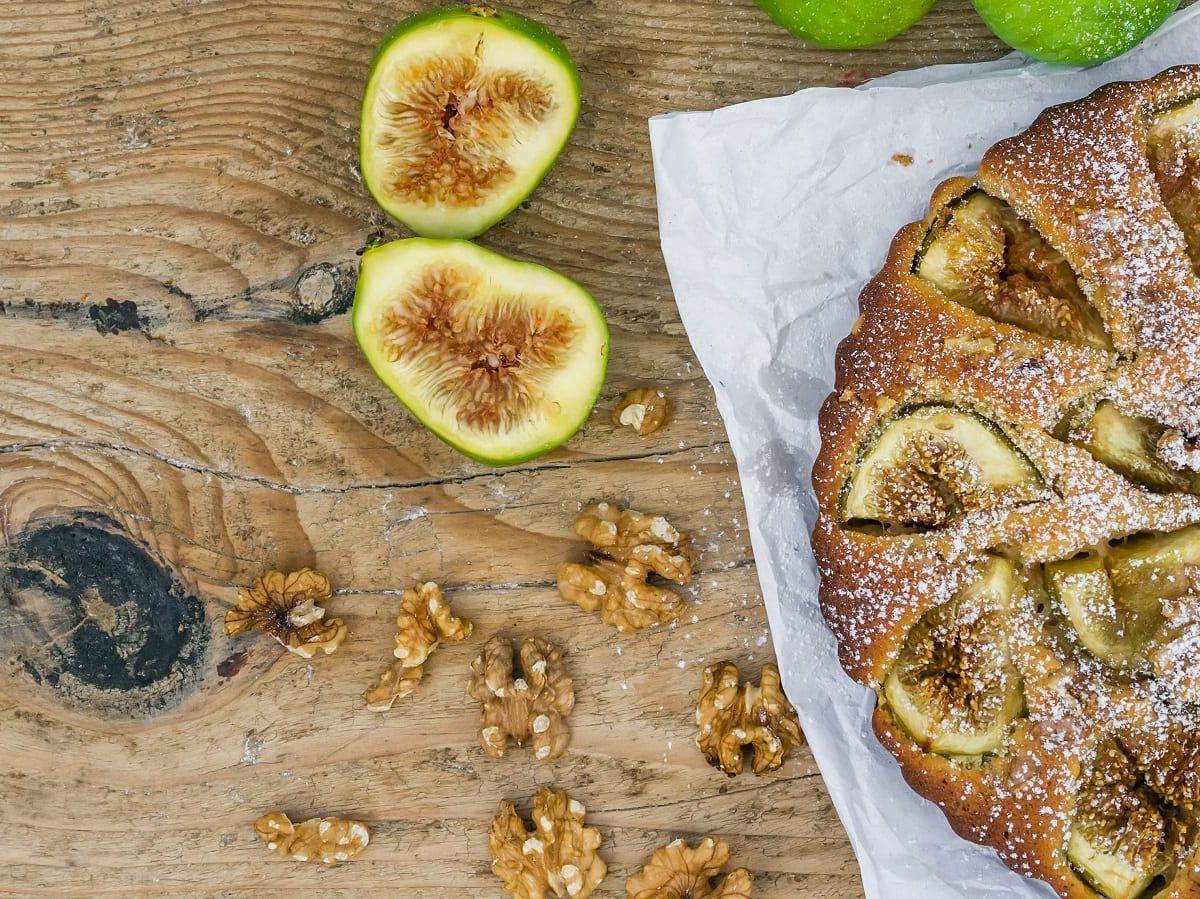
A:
<box><xmin>972</xmin><ymin>0</ymin><xmax>1179</xmax><ymax>65</ymax></box>
<box><xmin>755</xmin><ymin>0</ymin><xmax>936</xmax><ymax>49</ymax></box>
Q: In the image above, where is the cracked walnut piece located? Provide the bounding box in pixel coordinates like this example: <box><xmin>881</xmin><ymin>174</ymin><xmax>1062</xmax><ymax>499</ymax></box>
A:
<box><xmin>613</xmin><ymin>387</ymin><xmax>671</xmax><ymax>436</ymax></box>
<box><xmin>626</xmin><ymin>837</ymin><xmax>753</xmax><ymax>899</ymax></box>
<box><xmin>364</xmin><ymin>582</ymin><xmax>470</xmax><ymax>711</ymax></box>
<box><xmin>364</xmin><ymin>659</ymin><xmax>425</xmax><ymax>711</ymax></box>
<box><xmin>468</xmin><ymin>636</ymin><xmax>574</xmax><ymax>761</ymax></box>
<box><xmin>696</xmin><ymin>662</ymin><xmax>803</xmax><ymax>776</ymax></box>
<box><xmin>224</xmin><ymin>568</ymin><xmax>347</xmax><ymax>659</ymax></box>
<box><xmin>490</xmin><ymin>788</ymin><xmax>607</xmax><ymax>899</ymax></box>
<box><xmin>557</xmin><ymin>503</ymin><xmax>693</xmax><ymax>632</ymax></box>
<box><xmin>394</xmin><ymin>581</ymin><xmax>473</xmax><ymax>666</ymax></box>
<box><xmin>254</xmin><ymin>811</ymin><xmax>370</xmax><ymax>864</ymax></box>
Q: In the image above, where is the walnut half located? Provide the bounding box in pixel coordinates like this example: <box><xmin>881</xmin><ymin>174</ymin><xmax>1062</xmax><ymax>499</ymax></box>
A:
<box><xmin>224</xmin><ymin>569</ymin><xmax>347</xmax><ymax>659</ymax></box>
<box><xmin>626</xmin><ymin>837</ymin><xmax>753</xmax><ymax>899</ymax></box>
<box><xmin>468</xmin><ymin>636</ymin><xmax>575</xmax><ymax>761</ymax></box>
<box><xmin>489</xmin><ymin>788</ymin><xmax>607</xmax><ymax>899</ymax></box>
<box><xmin>364</xmin><ymin>659</ymin><xmax>425</xmax><ymax>711</ymax></box>
<box><xmin>613</xmin><ymin>387</ymin><xmax>671</xmax><ymax>436</ymax></box>
<box><xmin>393</xmin><ymin>581</ymin><xmax>473</xmax><ymax>666</ymax></box>
<box><xmin>696</xmin><ymin>662</ymin><xmax>803</xmax><ymax>776</ymax></box>
<box><xmin>557</xmin><ymin>503</ymin><xmax>693</xmax><ymax>633</ymax></box>
<box><xmin>365</xmin><ymin>582</ymin><xmax>471</xmax><ymax>711</ymax></box>
<box><xmin>254</xmin><ymin>811</ymin><xmax>370</xmax><ymax>864</ymax></box>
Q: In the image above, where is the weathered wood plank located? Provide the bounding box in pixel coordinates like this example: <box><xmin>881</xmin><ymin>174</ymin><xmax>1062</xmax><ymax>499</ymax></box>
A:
<box><xmin>0</xmin><ymin>0</ymin><xmax>1019</xmax><ymax>893</ymax></box>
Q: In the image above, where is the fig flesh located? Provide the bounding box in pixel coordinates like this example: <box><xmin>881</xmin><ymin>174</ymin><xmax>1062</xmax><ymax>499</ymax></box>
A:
<box><xmin>353</xmin><ymin>238</ymin><xmax>608</xmax><ymax>465</ymax></box>
<box><xmin>360</xmin><ymin>6</ymin><xmax>580</xmax><ymax>238</ymax></box>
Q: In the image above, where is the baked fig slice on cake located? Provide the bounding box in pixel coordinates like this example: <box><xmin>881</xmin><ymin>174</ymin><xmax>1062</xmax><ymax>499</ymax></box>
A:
<box><xmin>360</xmin><ymin>5</ymin><xmax>581</xmax><ymax>238</ymax></box>
<box><xmin>1147</xmin><ymin>97</ymin><xmax>1200</xmax><ymax>268</ymax></box>
<box><xmin>882</xmin><ymin>557</ymin><xmax>1024</xmax><ymax>757</ymax></box>
<box><xmin>1044</xmin><ymin>525</ymin><xmax>1200</xmax><ymax>668</ymax></box>
<box><xmin>353</xmin><ymin>238</ymin><xmax>608</xmax><ymax>465</ymax></box>
<box><xmin>1107</xmin><ymin>525</ymin><xmax>1200</xmax><ymax>606</ymax></box>
<box><xmin>1058</xmin><ymin>400</ymin><xmax>1200</xmax><ymax>494</ymax></box>
<box><xmin>1067</xmin><ymin>741</ymin><xmax>1175</xmax><ymax>899</ymax></box>
<box><xmin>840</xmin><ymin>403</ymin><xmax>1047</xmax><ymax>530</ymax></box>
<box><xmin>1044</xmin><ymin>554</ymin><xmax>1162</xmax><ymax>669</ymax></box>
<box><xmin>914</xmin><ymin>190</ymin><xmax>1111</xmax><ymax>349</ymax></box>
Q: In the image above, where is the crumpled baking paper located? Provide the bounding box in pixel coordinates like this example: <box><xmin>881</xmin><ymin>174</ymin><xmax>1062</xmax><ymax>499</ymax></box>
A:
<box><xmin>649</xmin><ymin>8</ymin><xmax>1200</xmax><ymax>898</ymax></box>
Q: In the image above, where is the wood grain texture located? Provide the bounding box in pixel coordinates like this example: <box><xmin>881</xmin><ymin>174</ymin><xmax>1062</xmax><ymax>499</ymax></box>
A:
<box><xmin>0</xmin><ymin>0</ymin><xmax>1013</xmax><ymax>894</ymax></box>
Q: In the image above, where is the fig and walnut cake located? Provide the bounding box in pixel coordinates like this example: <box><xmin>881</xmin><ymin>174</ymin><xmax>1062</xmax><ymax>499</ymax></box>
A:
<box><xmin>811</xmin><ymin>66</ymin><xmax>1200</xmax><ymax>899</ymax></box>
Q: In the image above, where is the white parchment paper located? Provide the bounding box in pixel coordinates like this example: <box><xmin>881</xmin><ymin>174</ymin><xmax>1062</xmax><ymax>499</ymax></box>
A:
<box><xmin>649</xmin><ymin>9</ymin><xmax>1200</xmax><ymax>898</ymax></box>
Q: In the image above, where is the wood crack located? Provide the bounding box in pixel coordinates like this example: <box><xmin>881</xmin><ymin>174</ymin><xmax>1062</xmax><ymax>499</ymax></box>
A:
<box><xmin>600</xmin><ymin>772</ymin><xmax>824</xmax><ymax>815</ymax></box>
<box><xmin>0</xmin><ymin>437</ymin><xmax>731</xmax><ymax>494</ymax></box>
<box><xmin>330</xmin><ymin>558</ymin><xmax>756</xmax><ymax>597</ymax></box>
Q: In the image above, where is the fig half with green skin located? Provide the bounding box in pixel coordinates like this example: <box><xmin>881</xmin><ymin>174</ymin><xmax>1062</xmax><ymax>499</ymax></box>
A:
<box><xmin>840</xmin><ymin>403</ymin><xmax>1047</xmax><ymax>530</ymax></box>
<box><xmin>1108</xmin><ymin>525</ymin><xmax>1200</xmax><ymax>606</ymax></box>
<box><xmin>755</xmin><ymin>0</ymin><xmax>935</xmax><ymax>49</ymax></box>
<box><xmin>1067</xmin><ymin>740</ymin><xmax>1175</xmax><ymax>899</ymax></box>
<box><xmin>360</xmin><ymin>6</ymin><xmax>581</xmax><ymax>238</ymax></box>
<box><xmin>1044</xmin><ymin>553</ymin><xmax>1162</xmax><ymax>669</ymax></box>
<box><xmin>353</xmin><ymin>238</ymin><xmax>609</xmax><ymax>466</ymax></box>
<box><xmin>1043</xmin><ymin>525</ymin><xmax>1200</xmax><ymax>668</ymax></box>
<box><xmin>915</xmin><ymin>191</ymin><xmax>1110</xmax><ymax>350</ymax></box>
<box><xmin>1059</xmin><ymin>400</ymin><xmax>1199</xmax><ymax>493</ymax></box>
<box><xmin>883</xmin><ymin>557</ymin><xmax>1025</xmax><ymax>758</ymax></box>
<box><xmin>1148</xmin><ymin>98</ymin><xmax>1200</xmax><ymax>269</ymax></box>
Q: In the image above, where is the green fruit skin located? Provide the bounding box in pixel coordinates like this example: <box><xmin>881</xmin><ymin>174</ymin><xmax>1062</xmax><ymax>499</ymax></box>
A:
<box><xmin>755</xmin><ymin>0</ymin><xmax>936</xmax><ymax>49</ymax></box>
<box><xmin>971</xmin><ymin>0</ymin><xmax>1178</xmax><ymax>66</ymax></box>
<box><xmin>352</xmin><ymin>238</ymin><xmax>609</xmax><ymax>468</ymax></box>
<box><xmin>360</xmin><ymin>6</ymin><xmax>581</xmax><ymax>239</ymax></box>
<box><xmin>365</xmin><ymin>6</ymin><xmax>580</xmax><ymax>97</ymax></box>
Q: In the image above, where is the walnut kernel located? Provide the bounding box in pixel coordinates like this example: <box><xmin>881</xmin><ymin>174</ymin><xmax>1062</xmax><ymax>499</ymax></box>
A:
<box><xmin>394</xmin><ymin>581</ymin><xmax>473</xmax><ymax>666</ymax></box>
<box><xmin>557</xmin><ymin>503</ymin><xmax>692</xmax><ymax>632</ymax></box>
<box><xmin>626</xmin><ymin>837</ymin><xmax>753</xmax><ymax>899</ymax></box>
<box><xmin>224</xmin><ymin>569</ymin><xmax>347</xmax><ymax>659</ymax></box>
<box><xmin>468</xmin><ymin>636</ymin><xmax>575</xmax><ymax>761</ymax></box>
<box><xmin>489</xmin><ymin>788</ymin><xmax>607</xmax><ymax>899</ymax></box>
<box><xmin>614</xmin><ymin>387</ymin><xmax>671</xmax><ymax>436</ymax></box>
<box><xmin>364</xmin><ymin>582</ymin><xmax>470</xmax><ymax>710</ymax></box>
<box><xmin>364</xmin><ymin>659</ymin><xmax>424</xmax><ymax>711</ymax></box>
<box><xmin>254</xmin><ymin>811</ymin><xmax>370</xmax><ymax>864</ymax></box>
<box><xmin>696</xmin><ymin>662</ymin><xmax>803</xmax><ymax>776</ymax></box>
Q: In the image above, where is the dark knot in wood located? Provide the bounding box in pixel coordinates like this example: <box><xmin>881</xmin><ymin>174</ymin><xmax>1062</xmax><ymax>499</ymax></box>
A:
<box><xmin>1</xmin><ymin>513</ymin><xmax>208</xmax><ymax>715</ymax></box>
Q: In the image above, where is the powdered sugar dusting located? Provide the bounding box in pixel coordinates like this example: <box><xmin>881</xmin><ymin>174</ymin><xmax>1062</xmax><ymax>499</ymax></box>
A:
<box><xmin>652</xmin><ymin>14</ymin><xmax>1200</xmax><ymax>896</ymax></box>
<box><xmin>817</xmin><ymin>70</ymin><xmax>1200</xmax><ymax>893</ymax></box>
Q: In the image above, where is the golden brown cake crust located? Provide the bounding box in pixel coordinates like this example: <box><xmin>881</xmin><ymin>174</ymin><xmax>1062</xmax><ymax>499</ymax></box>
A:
<box><xmin>812</xmin><ymin>67</ymin><xmax>1200</xmax><ymax>898</ymax></box>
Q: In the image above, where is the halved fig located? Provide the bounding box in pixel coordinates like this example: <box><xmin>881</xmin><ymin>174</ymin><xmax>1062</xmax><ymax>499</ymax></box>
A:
<box><xmin>1107</xmin><ymin>525</ymin><xmax>1200</xmax><ymax>607</ymax></box>
<box><xmin>915</xmin><ymin>190</ymin><xmax>1111</xmax><ymax>349</ymax></box>
<box><xmin>360</xmin><ymin>6</ymin><xmax>581</xmax><ymax>238</ymax></box>
<box><xmin>1058</xmin><ymin>399</ymin><xmax>1200</xmax><ymax>494</ymax></box>
<box><xmin>1044</xmin><ymin>525</ymin><xmax>1200</xmax><ymax>668</ymax></box>
<box><xmin>1121</xmin><ymin>720</ymin><xmax>1200</xmax><ymax>813</ymax></box>
<box><xmin>882</xmin><ymin>557</ymin><xmax>1024</xmax><ymax>758</ymax></box>
<box><xmin>1044</xmin><ymin>554</ymin><xmax>1162</xmax><ymax>669</ymax></box>
<box><xmin>1067</xmin><ymin>740</ymin><xmax>1175</xmax><ymax>899</ymax></box>
<box><xmin>1147</xmin><ymin>98</ymin><xmax>1200</xmax><ymax>269</ymax></box>
<box><xmin>840</xmin><ymin>403</ymin><xmax>1047</xmax><ymax>530</ymax></box>
<box><xmin>353</xmin><ymin>238</ymin><xmax>609</xmax><ymax>465</ymax></box>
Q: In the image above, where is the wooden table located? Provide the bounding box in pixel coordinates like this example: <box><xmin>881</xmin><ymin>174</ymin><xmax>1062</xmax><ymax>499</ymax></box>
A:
<box><xmin>0</xmin><ymin>1</ymin><xmax>1009</xmax><ymax>894</ymax></box>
